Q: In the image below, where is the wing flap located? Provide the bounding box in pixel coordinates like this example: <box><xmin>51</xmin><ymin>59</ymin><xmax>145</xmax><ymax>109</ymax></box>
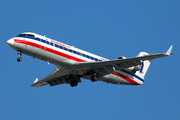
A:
<box><xmin>31</xmin><ymin>67</ymin><xmax>70</xmax><ymax>87</ymax></box>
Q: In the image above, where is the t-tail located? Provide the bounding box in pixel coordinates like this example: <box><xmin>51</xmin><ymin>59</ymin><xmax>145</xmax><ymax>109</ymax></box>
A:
<box><xmin>134</xmin><ymin>45</ymin><xmax>174</xmax><ymax>84</ymax></box>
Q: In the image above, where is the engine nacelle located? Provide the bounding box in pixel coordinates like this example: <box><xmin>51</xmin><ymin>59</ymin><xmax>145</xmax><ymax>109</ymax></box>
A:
<box><xmin>117</xmin><ymin>56</ymin><xmax>126</xmax><ymax>59</ymax></box>
<box><xmin>124</xmin><ymin>66</ymin><xmax>140</xmax><ymax>73</ymax></box>
<box><xmin>117</xmin><ymin>56</ymin><xmax>140</xmax><ymax>73</ymax></box>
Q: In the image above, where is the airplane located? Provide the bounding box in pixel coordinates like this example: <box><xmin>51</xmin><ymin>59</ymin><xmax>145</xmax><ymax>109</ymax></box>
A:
<box><xmin>7</xmin><ymin>32</ymin><xmax>174</xmax><ymax>87</ymax></box>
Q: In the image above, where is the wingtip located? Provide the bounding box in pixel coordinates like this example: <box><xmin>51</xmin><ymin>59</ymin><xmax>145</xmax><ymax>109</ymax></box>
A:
<box><xmin>166</xmin><ymin>45</ymin><xmax>173</xmax><ymax>55</ymax></box>
<box><xmin>34</xmin><ymin>78</ymin><xmax>38</xmax><ymax>83</ymax></box>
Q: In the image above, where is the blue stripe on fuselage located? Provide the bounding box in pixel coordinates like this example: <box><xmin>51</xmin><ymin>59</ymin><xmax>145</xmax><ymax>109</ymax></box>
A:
<box><xmin>121</xmin><ymin>70</ymin><xmax>144</xmax><ymax>82</ymax></box>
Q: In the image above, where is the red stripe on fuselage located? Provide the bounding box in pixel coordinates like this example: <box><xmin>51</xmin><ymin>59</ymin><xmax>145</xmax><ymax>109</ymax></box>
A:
<box><xmin>14</xmin><ymin>39</ymin><xmax>86</xmax><ymax>62</ymax></box>
<box><xmin>113</xmin><ymin>72</ymin><xmax>139</xmax><ymax>85</ymax></box>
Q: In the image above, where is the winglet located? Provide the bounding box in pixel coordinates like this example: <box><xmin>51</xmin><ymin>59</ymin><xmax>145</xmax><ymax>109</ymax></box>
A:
<box><xmin>34</xmin><ymin>78</ymin><xmax>38</xmax><ymax>83</ymax></box>
<box><xmin>166</xmin><ymin>45</ymin><xmax>173</xmax><ymax>55</ymax></box>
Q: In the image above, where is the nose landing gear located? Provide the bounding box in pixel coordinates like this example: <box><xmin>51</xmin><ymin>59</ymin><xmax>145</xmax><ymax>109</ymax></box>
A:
<box><xmin>17</xmin><ymin>50</ymin><xmax>22</xmax><ymax>62</ymax></box>
<box><xmin>17</xmin><ymin>57</ymin><xmax>22</xmax><ymax>62</ymax></box>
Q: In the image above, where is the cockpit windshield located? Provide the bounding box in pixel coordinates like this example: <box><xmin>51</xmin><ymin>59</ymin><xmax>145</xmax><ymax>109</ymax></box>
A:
<box><xmin>17</xmin><ymin>34</ymin><xmax>35</xmax><ymax>38</ymax></box>
<box><xmin>17</xmin><ymin>34</ymin><xmax>26</xmax><ymax>37</ymax></box>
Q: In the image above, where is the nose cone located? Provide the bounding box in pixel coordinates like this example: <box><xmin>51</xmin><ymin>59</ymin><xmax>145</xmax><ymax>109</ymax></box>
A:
<box><xmin>7</xmin><ymin>39</ymin><xmax>14</xmax><ymax>46</ymax></box>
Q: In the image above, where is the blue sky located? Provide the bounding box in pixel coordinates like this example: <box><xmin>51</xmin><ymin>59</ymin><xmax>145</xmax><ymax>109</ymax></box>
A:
<box><xmin>1</xmin><ymin>0</ymin><xmax>179</xmax><ymax>120</ymax></box>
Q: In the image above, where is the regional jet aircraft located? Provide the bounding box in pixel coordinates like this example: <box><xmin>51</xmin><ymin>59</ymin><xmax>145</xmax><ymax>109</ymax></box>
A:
<box><xmin>7</xmin><ymin>32</ymin><xmax>174</xmax><ymax>87</ymax></box>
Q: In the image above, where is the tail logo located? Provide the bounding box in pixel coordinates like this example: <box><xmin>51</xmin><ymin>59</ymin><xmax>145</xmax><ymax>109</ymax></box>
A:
<box><xmin>139</xmin><ymin>61</ymin><xmax>144</xmax><ymax>74</ymax></box>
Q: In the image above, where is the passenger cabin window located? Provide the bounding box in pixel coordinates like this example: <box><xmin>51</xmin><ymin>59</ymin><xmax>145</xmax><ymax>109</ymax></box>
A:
<box><xmin>60</xmin><ymin>46</ymin><xmax>63</xmax><ymax>49</ymax></box>
<box><xmin>41</xmin><ymin>39</ymin><xmax>46</xmax><ymax>43</ymax></box>
<box><xmin>55</xmin><ymin>44</ymin><xmax>58</xmax><ymax>47</ymax></box>
<box><xmin>50</xmin><ymin>42</ymin><xmax>54</xmax><ymax>46</ymax></box>
<box><xmin>69</xmin><ymin>49</ymin><xmax>72</xmax><ymax>52</ymax></box>
<box><xmin>86</xmin><ymin>55</ymin><xmax>90</xmax><ymax>58</ymax></box>
<box><xmin>95</xmin><ymin>58</ymin><xmax>98</xmax><ymax>61</ymax></box>
<box><xmin>36</xmin><ymin>38</ymin><xmax>40</xmax><ymax>41</ymax></box>
<box><xmin>64</xmin><ymin>47</ymin><xmax>68</xmax><ymax>51</ymax></box>
<box><xmin>91</xmin><ymin>57</ymin><xmax>94</xmax><ymax>60</ymax></box>
<box><xmin>83</xmin><ymin>54</ymin><xmax>86</xmax><ymax>57</ymax></box>
<box><xmin>73</xmin><ymin>51</ymin><xmax>77</xmax><ymax>54</ymax></box>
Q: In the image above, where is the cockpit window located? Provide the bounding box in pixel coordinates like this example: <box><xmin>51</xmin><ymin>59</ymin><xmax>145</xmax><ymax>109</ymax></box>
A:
<box><xmin>17</xmin><ymin>34</ymin><xmax>35</xmax><ymax>38</ymax></box>
<box><xmin>17</xmin><ymin>34</ymin><xmax>27</xmax><ymax>37</ymax></box>
<box><xmin>27</xmin><ymin>34</ymin><xmax>35</xmax><ymax>38</ymax></box>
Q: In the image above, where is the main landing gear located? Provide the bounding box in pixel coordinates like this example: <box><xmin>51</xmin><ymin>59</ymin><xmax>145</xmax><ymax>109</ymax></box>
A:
<box><xmin>90</xmin><ymin>70</ymin><xmax>98</xmax><ymax>82</ymax></box>
<box><xmin>69</xmin><ymin>75</ymin><xmax>79</xmax><ymax>87</ymax></box>
<box><xmin>90</xmin><ymin>75</ymin><xmax>98</xmax><ymax>82</ymax></box>
<box><xmin>17</xmin><ymin>50</ymin><xmax>22</xmax><ymax>62</ymax></box>
<box><xmin>84</xmin><ymin>70</ymin><xmax>98</xmax><ymax>82</ymax></box>
<box><xmin>70</xmin><ymin>80</ymin><xmax>78</xmax><ymax>87</ymax></box>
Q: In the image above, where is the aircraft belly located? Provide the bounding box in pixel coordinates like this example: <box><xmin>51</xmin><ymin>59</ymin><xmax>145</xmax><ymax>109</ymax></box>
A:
<box><xmin>82</xmin><ymin>73</ymin><xmax>130</xmax><ymax>85</ymax></box>
<box><xmin>107</xmin><ymin>74</ymin><xmax>131</xmax><ymax>85</ymax></box>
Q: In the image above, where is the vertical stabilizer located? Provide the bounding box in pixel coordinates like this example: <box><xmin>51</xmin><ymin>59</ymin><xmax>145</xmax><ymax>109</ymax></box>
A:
<box><xmin>135</xmin><ymin>52</ymin><xmax>151</xmax><ymax>80</ymax></box>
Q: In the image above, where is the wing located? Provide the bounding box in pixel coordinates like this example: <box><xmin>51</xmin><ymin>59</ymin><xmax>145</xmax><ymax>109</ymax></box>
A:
<box><xmin>75</xmin><ymin>45</ymin><xmax>174</xmax><ymax>74</ymax></box>
<box><xmin>31</xmin><ymin>67</ymin><xmax>71</xmax><ymax>87</ymax></box>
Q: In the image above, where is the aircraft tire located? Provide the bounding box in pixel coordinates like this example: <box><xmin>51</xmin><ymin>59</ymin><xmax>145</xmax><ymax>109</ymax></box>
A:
<box><xmin>17</xmin><ymin>57</ymin><xmax>22</xmax><ymax>62</ymax></box>
<box><xmin>70</xmin><ymin>80</ymin><xmax>78</xmax><ymax>87</ymax></box>
<box><xmin>90</xmin><ymin>76</ymin><xmax>96</xmax><ymax>82</ymax></box>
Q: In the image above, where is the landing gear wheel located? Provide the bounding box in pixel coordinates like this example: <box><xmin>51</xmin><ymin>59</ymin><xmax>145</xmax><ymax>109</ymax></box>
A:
<box><xmin>90</xmin><ymin>76</ymin><xmax>96</xmax><ymax>82</ymax></box>
<box><xmin>17</xmin><ymin>50</ymin><xmax>22</xmax><ymax>62</ymax></box>
<box><xmin>17</xmin><ymin>57</ymin><xmax>22</xmax><ymax>62</ymax></box>
<box><xmin>70</xmin><ymin>80</ymin><xmax>78</xmax><ymax>87</ymax></box>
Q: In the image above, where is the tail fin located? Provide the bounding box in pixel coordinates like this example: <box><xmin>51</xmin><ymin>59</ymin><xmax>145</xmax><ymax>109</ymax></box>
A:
<box><xmin>135</xmin><ymin>52</ymin><xmax>151</xmax><ymax>80</ymax></box>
